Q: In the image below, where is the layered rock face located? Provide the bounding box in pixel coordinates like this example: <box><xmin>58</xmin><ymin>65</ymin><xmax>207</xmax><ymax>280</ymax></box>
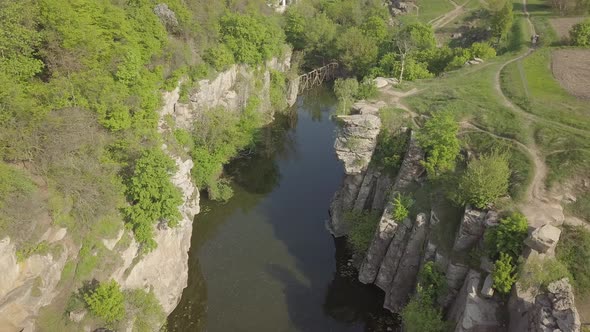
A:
<box><xmin>173</xmin><ymin>53</ymin><xmax>298</xmax><ymax>130</ymax></box>
<box><xmin>327</xmin><ymin>101</ymin><xmax>384</xmax><ymax>237</ymax></box>
<box><xmin>0</xmin><ymin>231</ymin><xmax>69</xmax><ymax>331</ymax></box>
<box><xmin>112</xmin><ymin>51</ymin><xmax>298</xmax><ymax>316</ymax></box>
<box><xmin>0</xmin><ymin>50</ymin><xmax>298</xmax><ymax>330</ymax></box>
<box><xmin>509</xmin><ymin>217</ymin><xmax>581</xmax><ymax>332</ymax></box>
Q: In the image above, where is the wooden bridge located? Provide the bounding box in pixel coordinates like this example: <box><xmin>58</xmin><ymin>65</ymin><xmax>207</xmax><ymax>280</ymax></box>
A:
<box><xmin>297</xmin><ymin>62</ymin><xmax>339</xmax><ymax>93</ymax></box>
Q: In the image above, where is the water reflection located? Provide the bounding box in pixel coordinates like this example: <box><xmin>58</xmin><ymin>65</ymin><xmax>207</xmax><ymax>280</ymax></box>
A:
<box><xmin>168</xmin><ymin>87</ymin><xmax>393</xmax><ymax>332</ymax></box>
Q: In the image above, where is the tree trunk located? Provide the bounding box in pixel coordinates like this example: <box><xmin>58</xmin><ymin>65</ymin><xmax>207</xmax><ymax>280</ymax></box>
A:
<box><xmin>399</xmin><ymin>53</ymin><xmax>406</xmax><ymax>84</ymax></box>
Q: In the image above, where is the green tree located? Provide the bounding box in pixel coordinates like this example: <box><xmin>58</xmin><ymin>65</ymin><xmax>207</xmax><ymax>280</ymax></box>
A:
<box><xmin>456</xmin><ymin>151</ymin><xmax>510</xmax><ymax>209</ymax></box>
<box><xmin>124</xmin><ymin>149</ymin><xmax>183</xmax><ymax>251</ymax></box>
<box><xmin>417</xmin><ymin>112</ymin><xmax>460</xmax><ymax>176</ymax></box>
<box><xmin>84</xmin><ymin>280</ymin><xmax>125</xmax><ymax>323</ymax></box>
<box><xmin>485</xmin><ymin>212</ymin><xmax>528</xmax><ymax>260</ymax></box>
<box><xmin>394</xmin><ymin>23</ymin><xmax>436</xmax><ymax>83</ymax></box>
<box><xmin>491</xmin><ymin>2</ymin><xmax>514</xmax><ymax>42</ymax></box>
<box><xmin>470</xmin><ymin>42</ymin><xmax>497</xmax><ymax>59</ymax></box>
<box><xmin>333</xmin><ymin>78</ymin><xmax>359</xmax><ymax>113</ymax></box>
<box><xmin>570</xmin><ymin>19</ymin><xmax>590</xmax><ymax>46</ymax></box>
<box><xmin>336</xmin><ymin>27</ymin><xmax>379</xmax><ymax>76</ymax></box>
<box><xmin>492</xmin><ymin>252</ymin><xmax>517</xmax><ymax>294</ymax></box>
<box><xmin>284</xmin><ymin>8</ymin><xmax>307</xmax><ymax>49</ymax></box>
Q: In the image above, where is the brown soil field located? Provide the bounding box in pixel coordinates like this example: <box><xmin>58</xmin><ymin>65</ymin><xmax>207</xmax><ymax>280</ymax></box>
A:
<box><xmin>549</xmin><ymin>17</ymin><xmax>586</xmax><ymax>39</ymax></box>
<box><xmin>552</xmin><ymin>49</ymin><xmax>590</xmax><ymax>99</ymax></box>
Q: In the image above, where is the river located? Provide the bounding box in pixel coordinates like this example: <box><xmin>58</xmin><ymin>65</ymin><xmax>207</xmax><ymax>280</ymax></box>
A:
<box><xmin>167</xmin><ymin>87</ymin><xmax>393</xmax><ymax>332</ymax></box>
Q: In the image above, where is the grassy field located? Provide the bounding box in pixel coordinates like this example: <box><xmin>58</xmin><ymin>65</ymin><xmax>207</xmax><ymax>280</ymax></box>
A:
<box><xmin>399</xmin><ymin>0</ymin><xmax>456</xmax><ymax>24</ymax></box>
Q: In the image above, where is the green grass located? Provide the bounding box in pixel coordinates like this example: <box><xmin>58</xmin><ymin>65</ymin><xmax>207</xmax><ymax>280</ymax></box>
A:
<box><xmin>566</xmin><ymin>192</ymin><xmax>590</xmax><ymax>222</ymax></box>
<box><xmin>399</xmin><ymin>0</ymin><xmax>456</xmax><ymax>24</ymax></box>
<box><xmin>407</xmin><ymin>60</ymin><xmax>530</xmax><ymax>144</ymax></box>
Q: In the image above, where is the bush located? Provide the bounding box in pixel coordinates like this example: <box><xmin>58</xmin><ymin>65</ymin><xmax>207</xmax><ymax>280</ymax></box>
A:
<box><xmin>557</xmin><ymin>225</ymin><xmax>590</xmax><ymax>294</ymax></box>
<box><xmin>417</xmin><ymin>111</ymin><xmax>460</xmax><ymax>176</ymax></box>
<box><xmin>417</xmin><ymin>261</ymin><xmax>447</xmax><ymax>301</ymax></box>
<box><xmin>356</xmin><ymin>78</ymin><xmax>378</xmax><ymax>100</ymax></box>
<box><xmin>126</xmin><ymin>288</ymin><xmax>166</xmax><ymax>332</ymax></box>
<box><xmin>203</xmin><ymin>44</ymin><xmax>235</xmax><ymax>71</ymax></box>
<box><xmin>570</xmin><ymin>19</ymin><xmax>590</xmax><ymax>46</ymax></box>
<box><xmin>372</xmin><ymin>130</ymin><xmax>408</xmax><ymax>174</ymax></box>
<box><xmin>124</xmin><ymin>149</ymin><xmax>183</xmax><ymax>251</ymax></box>
<box><xmin>401</xmin><ymin>296</ymin><xmax>446</xmax><ymax>332</ymax></box>
<box><xmin>345</xmin><ymin>210</ymin><xmax>380</xmax><ymax>254</ymax></box>
<box><xmin>392</xmin><ymin>193</ymin><xmax>413</xmax><ymax>222</ymax></box>
<box><xmin>470</xmin><ymin>42</ymin><xmax>497</xmax><ymax>60</ymax></box>
<box><xmin>485</xmin><ymin>212</ymin><xmax>528</xmax><ymax>260</ymax></box>
<box><xmin>493</xmin><ymin>252</ymin><xmax>517</xmax><ymax>294</ymax></box>
<box><xmin>456</xmin><ymin>151</ymin><xmax>510</xmax><ymax>209</ymax></box>
<box><xmin>84</xmin><ymin>280</ymin><xmax>125</xmax><ymax>324</ymax></box>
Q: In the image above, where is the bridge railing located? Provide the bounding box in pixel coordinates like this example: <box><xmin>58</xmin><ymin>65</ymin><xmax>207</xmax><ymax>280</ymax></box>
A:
<box><xmin>297</xmin><ymin>62</ymin><xmax>339</xmax><ymax>93</ymax></box>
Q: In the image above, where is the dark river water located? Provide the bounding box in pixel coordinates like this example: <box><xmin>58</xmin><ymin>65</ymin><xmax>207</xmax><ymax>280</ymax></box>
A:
<box><xmin>167</xmin><ymin>87</ymin><xmax>392</xmax><ymax>332</ymax></box>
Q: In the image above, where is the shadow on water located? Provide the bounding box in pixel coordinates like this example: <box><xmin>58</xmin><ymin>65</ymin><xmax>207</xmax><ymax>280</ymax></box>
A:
<box><xmin>168</xmin><ymin>86</ymin><xmax>396</xmax><ymax>332</ymax></box>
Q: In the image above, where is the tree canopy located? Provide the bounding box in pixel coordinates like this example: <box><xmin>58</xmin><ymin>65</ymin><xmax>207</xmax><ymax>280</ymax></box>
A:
<box><xmin>417</xmin><ymin>112</ymin><xmax>461</xmax><ymax>176</ymax></box>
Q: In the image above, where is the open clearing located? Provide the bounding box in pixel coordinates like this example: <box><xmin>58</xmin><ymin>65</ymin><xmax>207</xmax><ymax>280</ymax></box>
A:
<box><xmin>549</xmin><ymin>17</ymin><xmax>586</xmax><ymax>39</ymax></box>
<box><xmin>552</xmin><ymin>49</ymin><xmax>590</xmax><ymax>99</ymax></box>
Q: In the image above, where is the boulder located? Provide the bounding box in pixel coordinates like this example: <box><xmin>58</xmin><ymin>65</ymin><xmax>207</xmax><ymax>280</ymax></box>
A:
<box><xmin>453</xmin><ymin>207</ymin><xmax>488</xmax><ymax>252</ymax></box>
<box><xmin>373</xmin><ymin>77</ymin><xmax>389</xmax><ymax>88</ymax></box>
<box><xmin>448</xmin><ymin>270</ymin><xmax>502</xmax><ymax>332</ymax></box>
<box><xmin>69</xmin><ymin>309</ymin><xmax>86</xmax><ymax>323</ymax></box>
<box><xmin>524</xmin><ymin>224</ymin><xmax>561</xmax><ymax>253</ymax></box>
<box><xmin>481</xmin><ymin>274</ymin><xmax>494</xmax><ymax>298</ymax></box>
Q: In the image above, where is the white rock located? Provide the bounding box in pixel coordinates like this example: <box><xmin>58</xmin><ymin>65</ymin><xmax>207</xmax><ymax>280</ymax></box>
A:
<box><xmin>481</xmin><ymin>274</ymin><xmax>494</xmax><ymax>298</ymax></box>
<box><xmin>373</xmin><ymin>77</ymin><xmax>389</xmax><ymax>89</ymax></box>
<box><xmin>524</xmin><ymin>224</ymin><xmax>562</xmax><ymax>253</ymax></box>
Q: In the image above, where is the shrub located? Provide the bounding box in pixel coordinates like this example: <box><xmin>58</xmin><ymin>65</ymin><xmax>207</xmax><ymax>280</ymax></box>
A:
<box><xmin>570</xmin><ymin>19</ymin><xmax>590</xmax><ymax>46</ymax></box>
<box><xmin>493</xmin><ymin>252</ymin><xmax>517</xmax><ymax>294</ymax></box>
<box><xmin>470</xmin><ymin>42</ymin><xmax>497</xmax><ymax>59</ymax></box>
<box><xmin>126</xmin><ymin>288</ymin><xmax>166</xmax><ymax>332</ymax></box>
<box><xmin>356</xmin><ymin>78</ymin><xmax>378</xmax><ymax>100</ymax></box>
<box><xmin>203</xmin><ymin>44</ymin><xmax>235</xmax><ymax>71</ymax></box>
<box><xmin>392</xmin><ymin>193</ymin><xmax>413</xmax><ymax>222</ymax></box>
<box><xmin>345</xmin><ymin>210</ymin><xmax>380</xmax><ymax>254</ymax></box>
<box><xmin>417</xmin><ymin>261</ymin><xmax>447</xmax><ymax>301</ymax></box>
<box><xmin>84</xmin><ymin>280</ymin><xmax>125</xmax><ymax>323</ymax></box>
<box><xmin>124</xmin><ymin>149</ymin><xmax>183</xmax><ymax>251</ymax></box>
<box><xmin>336</xmin><ymin>27</ymin><xmax>379</xmax><ymax>76</ymax></box>
<box><xmin>417</xmin><ymin>111</ymin><xmax>460</xmax><ymax>177</ymax></box>
<box><xmin>485</xmin><ymin>212</ymin><xmax>528</xmax><ymax>260</ymax></box>
<box><xmin>401</xmin><ymin>296</ymin><xmax>446</xmax><ymax>332</ymax></box>
<box><xmin>372</xmin><ymin>130</ymin><xmax>408</xmax><ymax>174</ymax></box>
<box><xmin>556</xmin><ymin>225</ymin><xmax>590</xmax><ymax>294</ymax></box>
<box><xmin>456</xmin><ymin>151</ymin><xmax>510</xmax><ymax>209</ymax></box>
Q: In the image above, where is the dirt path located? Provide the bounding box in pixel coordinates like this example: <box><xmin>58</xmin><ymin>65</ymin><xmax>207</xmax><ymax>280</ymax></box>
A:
<box><xmin>429</xmin><ymin>0</ymin><xmax>466</xmax><ymax>30</ymax></box>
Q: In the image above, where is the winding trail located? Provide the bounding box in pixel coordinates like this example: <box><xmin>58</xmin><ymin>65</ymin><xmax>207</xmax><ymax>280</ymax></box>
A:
<box><xmin>429</xmin><ymin>0</ymin><xmax>466</xmax><ymax>30</ymax></box>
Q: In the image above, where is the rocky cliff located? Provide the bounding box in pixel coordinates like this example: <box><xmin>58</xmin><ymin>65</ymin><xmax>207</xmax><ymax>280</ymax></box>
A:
<box><xmin>0</xmin><ymin>50</ymin><xmax>298</xmax><ymax>331</ymax></box>
<box><xmin>327</xmin><ymin>103</ymin><xmax>581</xmax><ymax>330</ymax></box>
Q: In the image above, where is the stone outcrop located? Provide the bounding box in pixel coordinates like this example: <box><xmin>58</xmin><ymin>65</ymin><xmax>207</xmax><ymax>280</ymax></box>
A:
<box><xmin>154</xmin><ymin>4</ymin><xmax>179</xmax><ymax>29</ymax></box>
<box><xmin>173</xmin><ymin>53</ymin><xmax>297</xmax><ymax>130</ymax></box>
<box><xmin>358</xmin><ymin>132</ymin><xmax>425</xmax><ymax>284</ymax></box>
<box><xmin>529</xmin><ymin>278</ymin><xmax>581</xmax><ymax>332</ymax></box>
<box><xmin>452</xmin><ymin>207</ymin><xmax>488</xmax><ymax>251</ymax></box>
<box><xmin>524</xmin><ymin>224</ymin><xmax>561</xmax><ymax>254</ymax></box>
<box><xmin>334</xmin><ymin>114</ymin><xmax>381</xmax><ymax>174</ymax></box>
<box><xmin>0</xmin><ymin>235</ymin><xmax>69</xmax><ymax>331</ymax></box>
<box><xmin>439</xmin><ymin>262</ymin><xmax>470</xmax><ymax>308</ymax></box>
<box><xmin>327</xmin><ymin>101</ymin><xmax>386</xmax><ymax>237</ymax></box>
<box><xmin>447</xmin><ymin>270</ymin><xmax>502</xmax><ymax>332</ymax></box>
<box><xmin>383</xmin><ymin>213</ymin><xmax>430</xmax><ymax>312</ymax></box>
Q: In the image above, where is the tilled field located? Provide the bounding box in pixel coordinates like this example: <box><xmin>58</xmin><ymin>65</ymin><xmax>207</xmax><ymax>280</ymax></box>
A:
<box><xmin>549</xmin><ymin>17</ymin><xmax>586</xmax><ymax>39</ymax></box>
<box><xmin>552</xmin><ymin>49</ymin><xmax>590</xmax><ymax>99</ymax></box>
